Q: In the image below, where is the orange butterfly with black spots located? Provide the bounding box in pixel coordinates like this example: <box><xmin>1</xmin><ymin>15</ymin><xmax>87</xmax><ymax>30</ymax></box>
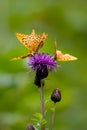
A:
<box><xmin>11</xmin><ymin>29</ymin><xmax>47</xmax><ymax>60</ymax></box>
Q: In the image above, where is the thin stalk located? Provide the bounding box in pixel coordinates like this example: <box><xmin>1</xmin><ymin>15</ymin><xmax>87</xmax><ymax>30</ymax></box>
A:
<box><xmin>50</xmin><ymin>103</ymin><xmax>56</xmax><ymax>130</ymax></box>
<box><xmin>39</xmin><ymin>80</ymin><xmax>45</xmax><ymax>130</ymax></box>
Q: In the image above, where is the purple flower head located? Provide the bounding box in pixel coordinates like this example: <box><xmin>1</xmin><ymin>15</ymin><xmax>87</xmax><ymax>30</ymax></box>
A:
<box><xmin>28</xmin><ymin>53</ymin><xmax>57</xmax><ymax>72</ymax></box>
<box><xmin>28</xmin><ymin>53</ymin><xmax>57</xmax><ymax>87</ymax></box>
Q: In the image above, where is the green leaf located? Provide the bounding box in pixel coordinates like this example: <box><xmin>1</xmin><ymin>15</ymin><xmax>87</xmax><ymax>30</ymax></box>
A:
<box><xmin>41</xmin><ymin>119</ymin><xmax>47</xmax><ymax>126</ymax></box>
<box><xmin>32</xmin><ymin>113</ymin><xmax>47</xmax><ymax>128</ymax></box>
<box><xmin>34</xmin><ymin>113</ymin><xmax>42</xmax><ymax>120</ymax></box>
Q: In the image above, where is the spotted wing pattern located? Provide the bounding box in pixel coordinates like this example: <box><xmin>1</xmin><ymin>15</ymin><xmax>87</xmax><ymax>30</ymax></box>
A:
<box><xmin>11</xmin><ymin>30</ymin><xmax>47</xmax><ymax>61</ymax></box>
<box><xmin>16</xmin><ymin>29</ymin><xmax>47</xmax><ymax>53</ymax></box>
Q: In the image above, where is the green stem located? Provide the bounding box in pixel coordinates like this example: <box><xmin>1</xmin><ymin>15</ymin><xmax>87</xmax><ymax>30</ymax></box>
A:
<box><xmin>39</xmin><ymin>80</ymin><xmax>45</xmax><ymax>130</ymax></box>
<box><xmin>50</xmin><ymin>103</ymin><xmax>56</xmax><ymax>130</ymax></box>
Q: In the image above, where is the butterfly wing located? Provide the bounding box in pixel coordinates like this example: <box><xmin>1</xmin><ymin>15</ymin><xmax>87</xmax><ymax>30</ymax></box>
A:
<box><xmin>16</xmin><ymin>33</ymin><xmax>30</xmax><ymax>49</ymax></box>
<box><xmin>56</xmin><ymin>50</ymin><xmax>77</xmax><ymax>61</ymax></box>
<box><xmin>11</xmin><ymin>30</ymin><xmax>47</xmax><ymax>61</ymax></box>
<box><xmin>16</xmin><ymin>30</ymin><xmax>47</xmax><ymax>54</ymax></box>
<box><xmin>53</xmin><ymin>41</ymin><xmax>77</xmax><ymax>61</ymax></box>
<box><xmin>11</xmin><ymin>53</ymin><xmax>31</xmax><ymax>61</ymax></box>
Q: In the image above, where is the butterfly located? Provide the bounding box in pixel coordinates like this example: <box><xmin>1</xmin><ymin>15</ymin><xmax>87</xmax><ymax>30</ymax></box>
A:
<box><xmin>54</xmin><ymin>41</ymin><xmax>77</xmax><ymax>61</ymax></box>
<box><xmin>11</xmin><ymin>29</ymin><xmax>48</xmax><ymax>60</ymax></box>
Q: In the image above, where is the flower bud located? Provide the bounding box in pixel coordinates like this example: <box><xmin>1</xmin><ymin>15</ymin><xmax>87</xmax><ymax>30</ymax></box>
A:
<box><xmin>34</xmin><ymin>75</ymin><xmax>45</xmax><ymax>87</ymax></box>
<box><xmin>36</xmin><ymin>66</ymin><xmax>48</xmax><ymax>79</ymax></box>
<box><xmin>26</xmin><ymin>124</ymin><xmax>35</xmax><ymax>130</ymax></box>
<box><xmin>51</xmin><ymin>88</ymin><xmax>61</xmax><ymax>103</ymax></box>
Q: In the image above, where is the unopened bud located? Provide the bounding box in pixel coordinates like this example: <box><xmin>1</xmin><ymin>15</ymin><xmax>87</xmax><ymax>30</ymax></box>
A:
<box><xmin>34</xmin><ymin>75</ymin><xmax>45</xmax><ymax>87</ymax></box>
<box><xmin>36</xmin><ymin>66</ymin><xmax>48</xmax><ymax>79</ymax></box>
<box><xmin>51</xmin><ymin>88</ymin><xmax>61</xmax><ymax>103</ymax></box>
<box><xmin>26</xmin><ymin>124</ymin><xmax>35</xmax><ymax>130</ymax></box>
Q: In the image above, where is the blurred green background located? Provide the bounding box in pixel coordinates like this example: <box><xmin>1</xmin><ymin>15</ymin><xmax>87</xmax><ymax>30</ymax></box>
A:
<box><xmin>0</xmin><ymin>0</ymin><xmax>87</xmax><ymax>130</ymax></box>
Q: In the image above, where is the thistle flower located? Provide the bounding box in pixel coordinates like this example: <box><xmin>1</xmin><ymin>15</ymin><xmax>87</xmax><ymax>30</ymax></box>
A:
<box><xmin>28</xmin><ymin>53</ymin><xmax>57</xmax><ymax>77</ymax></box>
<box><xmin>28</xmin><ymin>53</ymin><xmax>57</xmax><ymax>87</ymax></box>
<box><xmin>28</xmin><ymin>53</ymin><xmax>57</xmax><ymax>72</ymax></box>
